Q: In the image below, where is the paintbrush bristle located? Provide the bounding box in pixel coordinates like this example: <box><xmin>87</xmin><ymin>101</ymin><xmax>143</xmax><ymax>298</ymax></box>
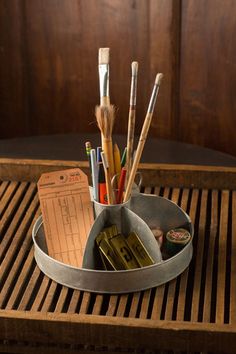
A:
<box><xmin>99</xmin><ymin>48</ymin><xmax>110</xmax><ymax>65</ymax></box>
<box><xmin>101</xmin><ymin>151</ymin><xmax>109</xmax><ymax>169</ymax></box>
<box><xmin>131</xmin><ymin>61</ymin><xmax>138</xmax><ymax>76</ymax></box>
<box><xmin>155</xmin><ymin>73</ymin><xmax>164</xmax><ymax>86</ymax></box>
<box><xmin>95</xmin><ymin>105</ymin><xmax>115</xmax><ymax>139</ymax></box>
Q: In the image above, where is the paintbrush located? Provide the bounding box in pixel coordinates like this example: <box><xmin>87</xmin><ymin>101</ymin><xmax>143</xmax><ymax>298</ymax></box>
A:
<box><xmin>98</xmin><ymin>47</ymin><xmax>110</xmax><ymax>107</ymax></box>
<box><xmin>126</xmin><ymin>61</ymin><xmax>138</xmax><ymax>181</ymax></box>
<box><xmin>101</xmin><ymin>151</ymin><xmax>114</xmax><ymax>204</ymax></box>
<box><xmin>97</xmin><ymin>47</ymin><xmax>115</xmax><ymax>177</ymax></box>
<box><xmin>95</xmin><ymin>104</ymin><xmax>115</xmax><ymax>178</ymax></box>
<box><xmin>123</xmin><ymin>73</ymin><xmax>163</xmax><ymax>202</ymax></box>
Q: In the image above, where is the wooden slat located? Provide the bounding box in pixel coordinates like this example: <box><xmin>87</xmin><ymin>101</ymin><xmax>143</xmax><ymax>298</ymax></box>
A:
<box><xmin>116</xmin><ymin>294</ymin><xmax>129</xmax><ymax>317</ymax></box>
<box><xmin>128</xmin><ymin>292</ymin><xmax>142</xmax><ymax>318</ymax></box>
<box><xmin>164</xmin><ymin>281</ymin><xmax>177</xmax><ymax>321</ymax></box>
<box><xmin>176</xmin><ymin>189</ymin><xmax>199</xmax><ymax>321</ymax></box>
<box><xmin>163</xmin><ymin>188</ymin><xmax>181</xmax><ymax>321</ymax></box>
<box><xmin>0</xmin><ymin>181</ymin><xmax>19</xmax><ymax>218</ymax></box>
<box><xmin>216</xmin><ymin>190</ymin><xmax>229</xmax><ymax>324</ymax></box>
<box><xmin>230</xmin><ymin>191</ymin><xmax>236</xmax><ymax>324</ymax></box>
<box><xmin>30</xmin><ymin>276</ymin><xmax>51</xmax><ymax>312</ymax></box>
<box><xmin>150</xmin><ymin>185</ymin><xmax>167</xmax><ymax>320</ymax></box>
<box><xmin>150</xmin><ymin>285</ymin><xmax>165</xmax><ymax>320</ymax></box>
<box><xmin>139</xmin><ymin>289</ymin><xmax>152</xmax><ymax>319</ymax></box>
<box><xmin>0</xmin><ymin>182</ymin><xmax>36</xmax><ymax>258</ymax></box>
<box><xmin>40</xmin><ymin>281</ymin><xmax>58</xmax><ymax>313</ymax></box>
<box><xmin>162</xmin><ymin>187</ymin><xmax>170</xmax><ymax>199</ymax></box>
<box><xmin>0</xmin><ymin>182</ymin><xmax>28</xmax><ymax>232</ymax></box>
<box><xmin>17</xmin><ymin>264</ymin><xmax>42</xmax><ymax>311</ymax></box>
<box><xmin>0</xmin><ymin>181</ymin><xmax>9</xmax><ymax>199</ymax></box>
<box><xmin>202</xmin><ymin>190</ymin><xmax>219</xmax><ymax>322</ymax></box>
<box><xmin>154</xmin><ymin>186</ymin><xmax>161</xmax><ymax>196</ymax></box>
<box><xmin>67</xmin><ymin>290</ymin><xmax>81</xmax><ymax>314</ymax></box>
<box><xmin>170</xmin><ymin>187</ymin><xmax>180</xmax><ymax>204</ymax></box>
<box><xmin>54</xmin><ymin>287</ymin><xmax>70</xmax><ymax>313</ymax></box>
<box><xmin>79</xmin><ymin>292</ymin><xmax>92</xmax><ymax>314</ymax></box>
<box><xmin>190</xmin><ymin>189</ymin><xmax>208</xmax><ymax>322</ymax></box>
<box><xmin>0</xmin><ymin>207</ymin><xmax>40</xmax><ymax>308</ymax></box>
<box><xmin>0</xmin><ymin>194</ymin><xmax>39</xmax><ymax>293</ymax></box>
<box><xmin>143</xmin><ymin>186</ymin><xmax>152</xmax><ymax>194</ymax></box>
<box><xmin>106</xmin><ymin>295</ymin><xmax>119</xmax><ymax>316</ymax></box>
<box><xmin>91</xmin><ymin>295</ymin><xmax>104</xmax><ymax>316</ymax></box>
<box><xmin>5</xmin><ymin>247</ymin><xmax>35</xmax><ymax>310</ymax></box>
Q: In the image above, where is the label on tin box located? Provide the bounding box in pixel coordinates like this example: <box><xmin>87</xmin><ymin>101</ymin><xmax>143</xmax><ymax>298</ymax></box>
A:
<box><xmin>37</xmin><ymin>168</ymin><xmax>94</xmax><ymax>267</ymax></box>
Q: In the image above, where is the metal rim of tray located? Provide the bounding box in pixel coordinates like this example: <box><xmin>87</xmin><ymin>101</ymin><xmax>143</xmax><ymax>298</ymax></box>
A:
<box><xmin>32</xmin><ymin>194</ymin><xmax>194</xmax><ymax>294</ymax></box>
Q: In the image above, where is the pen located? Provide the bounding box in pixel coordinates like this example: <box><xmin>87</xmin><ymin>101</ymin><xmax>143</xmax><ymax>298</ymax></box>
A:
<box><xmin>90</xmin><ymin>149</ymin><xmax>99</xmax><ymax>201</ymax></box>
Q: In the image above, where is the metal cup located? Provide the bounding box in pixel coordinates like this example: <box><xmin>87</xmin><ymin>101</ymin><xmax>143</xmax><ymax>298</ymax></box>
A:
<box><xmin>93</xmin><ymin>198</ymin><xmax>131</xmax><ymax>219</ymax></box>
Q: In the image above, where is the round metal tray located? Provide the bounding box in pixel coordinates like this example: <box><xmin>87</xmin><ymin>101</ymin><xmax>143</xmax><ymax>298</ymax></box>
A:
<box><xmin>32</xmin><ymin>193</ymin><xmax>193</xmax><ymax>294</ymax></box>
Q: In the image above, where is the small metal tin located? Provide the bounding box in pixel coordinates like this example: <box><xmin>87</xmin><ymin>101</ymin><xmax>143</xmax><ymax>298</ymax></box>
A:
<box><xmin>164</xmin><ymin>228</ymin><xmax>191</xmax><ymax>257</ymax></box>
<box><xmin>32</xmin><ymin>193</ymin><xmax>193</xmax><ymax>294</ymax></box>
<box><xmin>151</xmin><ymin>228</ymin><xmax>164</xmax><ymax>247</ymax></box>
<box><xmin>98</xmin><ymin>238</ymin><xmax>124</xmax><ymax>270</ymax></box>
<box><xmin>126</xmin><ymin>231</ymin><xmax>154</xmax><ymax>267</ymax></box>
<box><xmin>109</xmin><ymin>233</ymin><xmax>140</xmax><ymax>269</ymax></box>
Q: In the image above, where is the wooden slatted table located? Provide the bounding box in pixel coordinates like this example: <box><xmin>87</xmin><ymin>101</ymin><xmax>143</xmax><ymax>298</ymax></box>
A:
<box><xmin>1</xmin><ymin>158</ymin><xmax>236</xmax><ymax>353</ymax></box>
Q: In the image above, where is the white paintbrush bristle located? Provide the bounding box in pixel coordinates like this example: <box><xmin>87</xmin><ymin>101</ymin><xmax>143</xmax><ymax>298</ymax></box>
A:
<box><xmin>131</xmin><ymin>61</ymin><xmax>138</xmax><ymax>76</ymax></box>
<box><xmin>99</xmin><ymin>48</ymin><xmax>110</xmax><ymax>64</ymax></box>
<box><xmin>101</xmin><ymin>151</ymin><xmax>109</xmax><ymax>169</ymax></box>
<box><xmin>155</xmin><ymin>73</ymin><xmax>164</xmax><ymax>85</ymax></box>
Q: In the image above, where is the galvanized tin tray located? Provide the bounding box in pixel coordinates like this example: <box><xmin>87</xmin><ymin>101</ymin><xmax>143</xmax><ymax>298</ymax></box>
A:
<box><xmin>32</xmin><ymin>193</ymin><xmax>193</xmax><ymax>293</ymax></box>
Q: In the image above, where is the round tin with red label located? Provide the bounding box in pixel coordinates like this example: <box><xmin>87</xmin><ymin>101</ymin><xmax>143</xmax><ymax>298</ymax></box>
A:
<box><xmin>165</xmin><ymin>228</ymin><xmax>191</xmax><ymax>256</ymax></box>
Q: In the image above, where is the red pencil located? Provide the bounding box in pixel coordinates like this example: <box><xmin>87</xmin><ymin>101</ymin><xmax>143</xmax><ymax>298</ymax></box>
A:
<box><xmin>116</xmin><ymin>167</ymin><xmax>127</xmax><ymax>204</ymax></box>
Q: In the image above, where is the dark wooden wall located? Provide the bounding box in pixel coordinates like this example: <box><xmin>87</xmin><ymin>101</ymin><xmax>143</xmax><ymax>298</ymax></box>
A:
<box><xmin>1</xmin><ymin>0</ymin><xmax>236</xmax><ymax>156</ymax></box>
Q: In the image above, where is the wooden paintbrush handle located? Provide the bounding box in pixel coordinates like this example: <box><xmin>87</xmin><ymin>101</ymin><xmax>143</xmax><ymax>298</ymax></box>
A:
<box><xmin>123</xmin><ymin>112</ymin><xmax>152</xmax><ymax>202</ymax></box>
<box><xmin>103</xmin><ymin>138</ymin><xmax>115</xmax><ymax>177</ymax></box>
<box><xmin>126</xmin><ymin>108</ymin><xmax>136</xmax><ymax>178</ymax></box>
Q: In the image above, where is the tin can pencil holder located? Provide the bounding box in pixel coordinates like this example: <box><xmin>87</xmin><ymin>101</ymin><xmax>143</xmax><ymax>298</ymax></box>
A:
<box><xmin>32</xmin><ymin>191</ymin><xmax>193</xmax><ymax>293</ymax></box>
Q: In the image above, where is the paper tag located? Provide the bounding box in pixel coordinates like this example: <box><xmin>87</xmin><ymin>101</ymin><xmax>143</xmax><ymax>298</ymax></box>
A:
<box><xmin>37</xmin><ymin>168</ymin><xmax>94</xmax><ymax>268</ymax></box>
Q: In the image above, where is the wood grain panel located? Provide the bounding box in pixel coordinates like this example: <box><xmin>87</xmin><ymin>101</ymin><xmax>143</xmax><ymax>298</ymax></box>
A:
<box><xmin>180</xmin><ymin>0</ymin><xmax>236</xmax><ymax>155</ymax></box>
<box><xmin>0</xmin><ymin>0</ymin><xmax>176</xmax><ymax>140</ymax></box>
<box><xmin>1</xmin><ymin>0</ymin><xmax>236</xmax><ymax>156</ymax></box>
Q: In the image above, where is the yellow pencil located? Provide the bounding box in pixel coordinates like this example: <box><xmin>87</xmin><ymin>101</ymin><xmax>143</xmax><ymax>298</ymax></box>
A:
<box><xmin>113</xmin><ymin>143</ymin><xmax>121</xmax><ymax>176</ymax></box>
